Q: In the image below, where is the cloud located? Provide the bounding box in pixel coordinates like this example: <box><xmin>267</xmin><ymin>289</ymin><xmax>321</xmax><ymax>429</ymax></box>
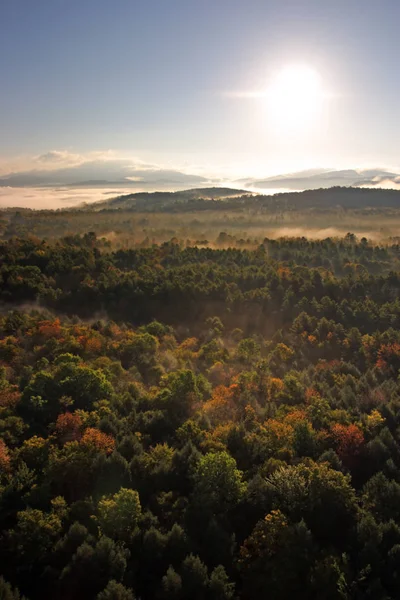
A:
<box><xmin>125</xmin><ymin>176</ymin><xmax>144</xmax><ymax>182</ymax></box>
<box><xmin>359</xmin><ymin>177</ymin><xmax>400</xmax><ymax>191</ymax></box>
<box><xmin>0</xmin><ymin>186</ymin><xmax>134</xmax><ymax>210</ymax></box>
<box><xmin>37</xmin><ymin>150</ymin><xmax>83</xmax><ymax>164</ymax></box>
<box><xmin>242</xmin><ymin>168</ymin><xmax>400</xmax><ymax>192</ymax></box>
<box><xmin>0</xmin><ymin>150</ymin><xmax>217</xmax><ymax>209</ymax></box>
<box><xmin>0</xmin><ymin>183</ymin><xmax>213</xmax><ymax>210</ymax></box>
<box><xmin>0</xmin><ymin>151</ymin><xmax>209</xmax><ymax>189</ymax></box>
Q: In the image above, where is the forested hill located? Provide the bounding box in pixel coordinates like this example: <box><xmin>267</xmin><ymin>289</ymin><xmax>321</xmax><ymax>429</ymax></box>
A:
<box><xmin>276</xmin><ymin>186</ymin><xmax>400</xmax><ymax>209</ymax></box>
<box><xmin>90</xmin><ymin>188</ymin><xmax>250</xmax><ymax>211</ymax></box>
<box><xmin>89</xmin><ymin>186</ymin><xmax>400</xmax><ymax>212</ymax></box>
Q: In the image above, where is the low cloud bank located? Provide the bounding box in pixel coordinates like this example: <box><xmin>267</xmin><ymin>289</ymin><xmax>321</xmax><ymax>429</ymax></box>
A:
<box><xmin>243</xmin><ymin>168</ymin><xmax>400</xmax><ymax>191</ymax></box>
<box><xmin>0</xmin><ymin>187</ymin><xmax>139</xmax><ymax>210</ymax></box>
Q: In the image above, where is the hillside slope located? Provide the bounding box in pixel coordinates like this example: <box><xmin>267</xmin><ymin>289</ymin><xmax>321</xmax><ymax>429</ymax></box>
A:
<box><xmin>90</xmin><ymin>186</ymin><xmax>400</xmax><ymax>212</ymax></box>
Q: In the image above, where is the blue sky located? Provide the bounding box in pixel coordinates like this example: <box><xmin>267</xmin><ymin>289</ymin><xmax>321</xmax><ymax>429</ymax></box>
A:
<box><xmin>1</xmin><ymin>0</ymin><xmax>400</xmax><ymax>181</ymax></box>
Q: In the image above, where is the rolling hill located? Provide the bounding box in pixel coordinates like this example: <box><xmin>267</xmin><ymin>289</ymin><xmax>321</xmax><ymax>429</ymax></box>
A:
<box><xmin>89</xmin><ymin>185</ymin><xmax>400</xmax><ymax>212</ymax></box>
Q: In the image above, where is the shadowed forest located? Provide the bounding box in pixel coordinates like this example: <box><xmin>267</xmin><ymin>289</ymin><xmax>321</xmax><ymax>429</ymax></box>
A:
<box><xmin>2</xmin><ymin>188</ymin><xmax>400</xmax><ymax>598</ymax></box>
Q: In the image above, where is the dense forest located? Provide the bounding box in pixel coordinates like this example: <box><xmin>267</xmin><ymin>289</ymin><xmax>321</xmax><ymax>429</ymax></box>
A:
<box><xmin>91</xmin><ymin>186</ymin><xmax>400</xmax><ymax>211</ymax></box>
<box><xmin>3</xmin><ymin>187</ymin><xmax>400</xmax><ymax>247</ymax></box>
<box><xmin>3</xmin><ymin>203</ymin><xmax>400</xmax><ymax>597</ymax></box>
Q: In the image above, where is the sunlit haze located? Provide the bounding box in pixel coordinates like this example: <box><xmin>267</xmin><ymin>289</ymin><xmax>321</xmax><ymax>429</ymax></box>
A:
<box><xmin>1</xmin><ymin>0</ymin><xmax>400</xmax><ymax>206</ymax></box>
<box><xmin>265</xmin><ymin>65</ymin><xmax>325</xmax><ymax>136</ymax></box>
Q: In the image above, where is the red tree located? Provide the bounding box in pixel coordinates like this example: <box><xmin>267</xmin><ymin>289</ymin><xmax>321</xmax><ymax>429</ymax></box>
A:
<box><xmin>331</xmin><ymin>423</ymin><xmax>364</xmax><ymax>468</ymax></box>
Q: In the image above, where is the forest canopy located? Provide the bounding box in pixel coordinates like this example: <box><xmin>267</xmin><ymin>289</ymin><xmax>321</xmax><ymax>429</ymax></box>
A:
<box><xmin>1</xmin><ymin>196</ymin><xmax>400</xmax><ymax>598</ymax></box>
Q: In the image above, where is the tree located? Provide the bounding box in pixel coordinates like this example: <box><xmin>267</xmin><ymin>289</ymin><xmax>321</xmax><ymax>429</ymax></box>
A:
<box><xmin>97</xmin><ymin>580</ymin><xmax>135</xmax><ymax>600</ymax></box>
<box><xmin>9</xmin><ymin>506</ymin><xmax>63</xmax><ymax>563</ymax></box>
<box><xmin>47</xmin><ymin>441</ymin><xmax>100</xmax><ymax>501</ymax></box>
<box><xmin>159</xmin><ymin>370</ymin><xmax>201</xmax><ymax>428</ymax></box>
<box><xmin>280</xmin><ymin>373</ymin><xmax>304</xmax><ymax>405</ymax></box>
<box><xmin>0</xmin><ymin>439</ymin><xmax>10</xmax><ymax>473</ymax></box>
<box><xmin>293</xmin><ymin>421</ymin><xmax>319</xmax><ymax>459</ymax></box>
<box><xmin>94</xmin><ymin>452</ymin><xmax>132</xmax><ymax>496</ymax></box>
<box><xmin>237</xmin><ymin>338</ymin><xmax>260</xmax><ymax>364</ymax></box>
<box><xmin>60</xmin><ymin>537</ymin><xmax>129</xmax><ymax>600</ymax></box>
<box><xmin>5</xmin><ymin>503</ymin><xmax>65</xmax><ymax>592</ymax></box>
<box><xmin>362</xmin><ymin>472</ymin><xmax>400</xmax><ymax>522</ymax></box>
<box><xmin>55</xmin><ymin>412</ymin><xmax>82</xmax><ymax>444</ymax></box>
<box><xmin>0</xmin><ymin>576</ymin><xmax>27</xmax><ymax>600</ymax></box>
<box><xmin>81</xmin><ymin>428</ymin><xmax>115</xmax><ymax>455</ymax></box>
<box><xmin>209</xmin><ymin>565</ymin><xmax>235</xmax><ymax>600</ymax></box>
<box><xmin>331</xmin><ymin>423</ymin><xmax>364</xmax><ymax>468</ymax></box>
<box><xmin>118</xmin><ymin>333</ymin><xmax>159</xmax><ymax>375</ymax></box>
<box><xmin>192</xmin><ymin>451</ymin><xmax>246</xmax><ymax>515</ymax></box>
<box><xmin>206</xmin><ymin>316</ymin><xmax>224</xmax><ymax>338</ymax></box>
<box><xmin>180</xmin><ymin>554</ymin><xmax>209</xmax><ymax>600</ymax></box>
<box><xmin>97</xmin><ymin>488</ymin><xmax>141</xmax><ymax>542</ymax></box>
<box><xmin>239</xmin><ymin>510</ymin><xmax>315</xmax><ymax>600</ymax></box>
<box><xmin>162</xmin><ymin>566</ymin><xmax>182</xmax><ymax>599</ymax></box>
<box><xmin>56</xmin><ymin>363</ymin><xmax>113</xmax><ymax>410</ymax></box>
<box><xmin>263</xmin><ymin>462</ymin><xmax>357</xmax><ymax>546</ymax></box>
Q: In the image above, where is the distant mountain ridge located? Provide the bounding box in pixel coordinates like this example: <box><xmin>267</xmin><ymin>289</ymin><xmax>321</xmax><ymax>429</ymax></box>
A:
<box><xmin>84</xmin><ymin>185</ymin><xmax>400</xmax><ymax>212</ymax></box>
<box><xmin>87</xmin><ymin>187</ymin><xmax>250</xmax><ymax>210</ymax></box>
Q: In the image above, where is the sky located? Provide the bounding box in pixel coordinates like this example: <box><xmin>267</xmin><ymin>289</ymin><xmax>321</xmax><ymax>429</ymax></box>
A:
<box><xmin>1</xmin><ymin>0</ymin><xmax>400</xmax><ymax>206</ymax></box>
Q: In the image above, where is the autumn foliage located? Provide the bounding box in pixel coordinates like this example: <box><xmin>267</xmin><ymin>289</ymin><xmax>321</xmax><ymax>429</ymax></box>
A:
<box><xmin>376</xmin><ymin>343</ymin><xmax>400</xmax><ymax>371</ymax></box>
<box><xmin>80</xmin><ymin>427</ymin><xmax>115</xmax><ymax>455</ymax></box>
<box><xmin>1</xmin><ymin>234</ymin><xmax>400</xmax><ymax>599</ymax></box>
<box><xmin>55</xmin><ymin>412</ymin><xmax>83</xmax><ymax>444</ymax></box>
<box><xmin>331</xmin><ymin>423</ymin><xmax>364</xmax><ymax>467</ymax></box>
<box><xmin>0</xmin><ymin>439</ymin><xmax>10</xmax><ymax>472</ymax></box>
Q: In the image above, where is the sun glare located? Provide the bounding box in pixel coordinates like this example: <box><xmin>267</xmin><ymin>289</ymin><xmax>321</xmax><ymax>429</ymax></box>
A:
<box><xmin>266</xmin><ymin>65</ymin><xmax>324</xmax><ymax>135</ymax></box>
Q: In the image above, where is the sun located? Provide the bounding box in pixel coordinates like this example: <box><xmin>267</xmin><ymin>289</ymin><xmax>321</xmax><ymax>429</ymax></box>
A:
<box><xmin>266</xmin><ymin>65</ymin><xmax>324</xmax><ymax>135</ymax></box>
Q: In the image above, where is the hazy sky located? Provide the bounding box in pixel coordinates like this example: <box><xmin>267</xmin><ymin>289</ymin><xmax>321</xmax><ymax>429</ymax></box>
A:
<box><xmin>1</xmin><ymin>0</ymin><xmax>400</xmax><ymax>179</ymax></box>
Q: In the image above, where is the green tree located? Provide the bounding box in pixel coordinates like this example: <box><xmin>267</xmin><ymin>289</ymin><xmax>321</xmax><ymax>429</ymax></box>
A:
<box><xmin>362</xmin><ymin>472</ymin><xmax>400</xmax><ymax>522</ymax></box>
<box><xmin>180</xmin><ymin>554</ymin><xmax>209</xmax><ymax>600</ymax></box>
<box><xmin>237</xmin><ymin>338</ymin><xmax>260</xmax><ymax>364</ymax></box>
<box><xmin>239</xmin><ymin>510</ymin><xmax>315</xmax><ymax>600</ymax></box>
<box><xmin>9</xmin><ymin>506</ymin><xmax>63</xmax><ymax>564</ymax></box>
<box><xmin>264</xmin><ymin>462</ymin><xmax>357</xmax><ymax>546</ymax></box>
<box><xmin>159</xmin><ymin>370</ymin><xmax>201</xmax><ymax>428</ymax></box>
<box><xmin>209</xmin><ymin>565</ymin><xmax>235</xmax><ymax>600</ymax></box>
<box><xmin>97</xmin><ymin>488</ymin><xmax>141</xmax><ymax>542</ymax></box>
<box><xmin>97</xmin><ymin>580</ymin><xmax>135</xmax><ymax>600</ymax></box>
<box><xmin>57</xmin><ymin>364</ymin><xmax>113</xmax><ymax>410</ymax></box>
<box><xmin>162</xmin><ymin>566</ymin><xmax>182</xmax><ymax>599</ymax></box>
<box><xmin>0</xmin><ymin>576</ymin><xmax>27</xmax><ymax>600</ymax></box>
<box><xmin>60</xmin><ymin>536</ymin><xmax>129</xmax><ymax>600</ymax></box>
<box><xmin>192</xmin><ymin>451</ymin><xmax>246</xmax><ymax>514</ymax></box>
